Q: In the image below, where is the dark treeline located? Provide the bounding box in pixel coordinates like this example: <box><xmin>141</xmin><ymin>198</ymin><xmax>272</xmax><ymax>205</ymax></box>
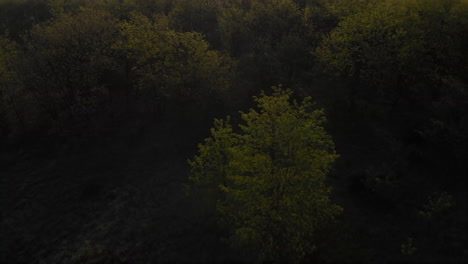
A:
<box><xmin>1</xmin><ymin>0</ymin><xmax>467</xmax><ymax>263</ymax></box>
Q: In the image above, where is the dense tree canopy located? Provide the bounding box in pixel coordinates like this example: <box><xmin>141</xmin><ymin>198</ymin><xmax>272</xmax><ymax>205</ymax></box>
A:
<box><xmin>168</xmin><ymin>0</ymin><xmax>222</xmax><ymax>48</ymax></box>
<box><xmin>22</xmin><ymin>7</ymin><xmax>120</xmax><ymax>125</ymax></box>
<box><xmin>117</xmin><ymin>12</ymin><xmax>232</xmax><ymax>103</ymax></box>
<box><xmin>0</xmin><ymin>0</ymin><xmax>467</xmax><ymax>262</ymax></box>
<box><xmin>317</xmin><ymin>0</ymin><xmax>468</xmax><ymax>104</ymax></box>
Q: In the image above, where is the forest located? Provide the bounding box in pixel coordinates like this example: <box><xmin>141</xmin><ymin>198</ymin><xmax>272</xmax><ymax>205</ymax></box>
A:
<box><xmin>1</xmin><ymin>0</ymin><xmax>467</xmax><ymax>263</ymax></box>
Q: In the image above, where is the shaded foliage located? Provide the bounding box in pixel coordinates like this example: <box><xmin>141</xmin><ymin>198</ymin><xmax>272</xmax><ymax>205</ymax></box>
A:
<box><xmin>0</xmin><ymin>0</ymin><xmax>467</xmax><ymax>262</ymax></box>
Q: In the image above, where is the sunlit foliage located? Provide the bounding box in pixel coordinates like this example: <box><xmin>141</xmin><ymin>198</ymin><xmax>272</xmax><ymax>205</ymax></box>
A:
<box><xmin>188</xmin><ymin>87</ymin><xmax>342</xmax><ymax>262</ymax></box>
<box><xmin>116</xmin><ymin>12</ymin><xmax>232</xmax><ymax>103</ymax></box>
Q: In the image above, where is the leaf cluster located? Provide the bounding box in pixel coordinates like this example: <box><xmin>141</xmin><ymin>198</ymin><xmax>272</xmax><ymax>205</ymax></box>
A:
<box><xmin>188</xmin><ymin>87</ymin><xmax>342</xmax><ymax>262</ymax></box>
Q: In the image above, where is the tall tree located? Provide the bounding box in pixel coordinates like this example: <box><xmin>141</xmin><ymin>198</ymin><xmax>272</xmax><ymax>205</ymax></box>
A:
<box><xmin>188</xmin><ymin>87</ymin><xmax>342</xmax><ymax>262</ymax></box>
<box><xmin>22</xmin><ymin>7</ymin><xmax>120</xmax><ymax>124</ymax></box>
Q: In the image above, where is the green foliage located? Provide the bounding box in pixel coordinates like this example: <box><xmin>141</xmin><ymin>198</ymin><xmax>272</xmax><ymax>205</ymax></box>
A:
<box><xmin>187</xmin><ymin>116</ymin><xmax>239</xmax><ymax>215</ymax></box>
<box><xmin>303</xmin><ymin>2</ymin><xmax>339</xmax><ymax>42</ymax></box>
<box><xmin>0</xmin><ymin>0</ymin><xmax>467</xmax><ymax>262</ymax></box>
<box><xmin>218</xmin><ymin>3</ymin><xmax>248</xmax><ymax>57</ymax></box>
<box><xmin>116</xmin><ymin>12</ymin><xmax>232</xmax><ymax>102</ymax></box>
<box><xmin>168</xmin><ymin>0</ymin><xmax>221</xmax><ymax>47</ymax></box>
<box><xmin>245</xmin><ymin>0</ymin><xmax>303</xmax><ymax>45</ymax></box>
<box><xmin>0</xmin><ymin>0</ymin><xmax>50</xmax><ymax>38</ymax></box>
<box><xmin>317</xmin><ymin>1</ymin><xmax>422</xmax><ymax>80</ymax></box>
<box><xmin>401</xmin><ymin>237</ymin><xmax>417</xmax><ymax>256</ymax></box>
<box><xmin>219</xmin><ymin>0</ymin><xmax>306</xmax><ymax>55</ymax></box>
<box><xmin>23</xmin><ymin>7</ymin><xmax>119</xmax><ymax>123</ymax></box>
<box><xmin>188</xmin><ymin>87</ymin><xmax>342</xmax><ymax>262</ymax></box>
<box><xmin>0</xmin><ymin>35</ymin><xmax>37</xmax><ymax>139</ymax></box>
<box><xmin>418</xmin><ymin>192</ymin><xmax>455</xmax><ymax>220</ymax></box>
<box><xmin>225</xmin><ymin>0</ymin><xmax>315</xmax><ymax>92</ymax></box>
<box><xmin>0</xmin><ymin>35</ymin><xmax>21</xmax><ymax>136</ymax></box>
<box><xmin>320</xmin><ymin>0</ymin><xmax>381</xmax><ymax>20</ymax></box>
<box><xmin>316</xmin><ymin>0</ymin><xmax>467</xmax><ymax>92</ymax></box>
<box><xmin>0</xmin><ymin>35</ymin><xmax>18</xmax><ymax>85</ymax></box>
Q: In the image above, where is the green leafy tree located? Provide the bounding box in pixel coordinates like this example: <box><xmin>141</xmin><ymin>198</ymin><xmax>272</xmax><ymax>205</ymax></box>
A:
<box><xmin>116</xmin><ymin>12</ymin><xmax>232</xmax><ymax>106</ymax></box>
<box><xmin>22</xmin><ymin>7</ymin><xmax>119</xmax><ymax>125</ymax></box>
<box><xmin>316</xmin><ymin>0</ymin><xmax>467</xmax><ymax>107</ymax></box>
<box><xmin>188</xmin><ymin>87</ymin><xmax>342</xmax><ymax>262</ymax></box>
<box><xmin>316</xmin><ymin>1</ymin><xmax>422</xmax><ymax>94</ymax></box>
<box><xmin>218</xmin><ymin>2</ymin><xmax>249</xmax><ymax>57</ymax></box>
<box><xmin>418</xmin><ymin>192</ymin><xmax>455</xmax><ymax>221</ymax></box>
<box><xmin>316</xmin><ymin>0</ymin><xmax>468</xmax><ymax>183</ymax></box>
